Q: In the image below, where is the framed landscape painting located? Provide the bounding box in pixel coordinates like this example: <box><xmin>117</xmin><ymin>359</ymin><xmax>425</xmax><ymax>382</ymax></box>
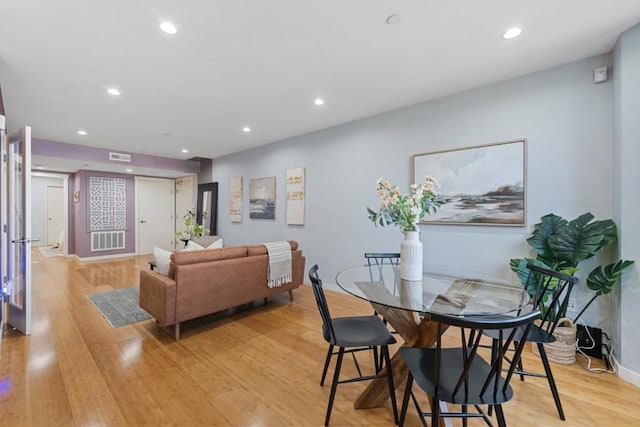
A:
<box><xmin>413</xmin><ymin>139</ymin><xmax>526</xmax><ymax>226</ymax></box>
<box><xmin>249</xmin><ymin>176</ymin><xmax>276</xmax><ymax>220</ymax></box>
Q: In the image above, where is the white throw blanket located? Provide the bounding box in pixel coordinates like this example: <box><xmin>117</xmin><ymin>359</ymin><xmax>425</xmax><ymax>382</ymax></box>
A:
<box><xmin>263</xmin><ymin>241</ymin><xmax>292</xmax><ymax>288</ymax></box>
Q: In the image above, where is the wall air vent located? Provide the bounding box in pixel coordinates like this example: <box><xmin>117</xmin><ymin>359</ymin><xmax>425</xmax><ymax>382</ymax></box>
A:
<box><xmin>91</xmin><ymin>231</ymin><xmax>125</xmax><ymax>251</ymax></box>
<box><xmin>109</xmin><ymin>152</ymin><xmax>131</xmax><ymax>162</ymax></box>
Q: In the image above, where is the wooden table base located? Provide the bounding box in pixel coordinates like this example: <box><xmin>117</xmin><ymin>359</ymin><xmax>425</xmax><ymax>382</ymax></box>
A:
<box><xmin>354</xmin><ymin>302</ymin><xmax>444</xmax><ymax>409</ymax></box>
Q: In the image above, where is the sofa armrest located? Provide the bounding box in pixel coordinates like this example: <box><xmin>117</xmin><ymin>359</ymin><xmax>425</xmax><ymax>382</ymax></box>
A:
<box><xmin>139</xmin><ymin>270</ymin><xmax>177</xmax><ymax>326</ymax></box>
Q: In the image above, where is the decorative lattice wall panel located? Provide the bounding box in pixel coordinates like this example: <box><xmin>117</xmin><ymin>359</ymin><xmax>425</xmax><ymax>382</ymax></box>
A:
<box><xmin>89</xmin><ymin>176</ymin><xmax>127</xmax><ymax>231</ymax></box>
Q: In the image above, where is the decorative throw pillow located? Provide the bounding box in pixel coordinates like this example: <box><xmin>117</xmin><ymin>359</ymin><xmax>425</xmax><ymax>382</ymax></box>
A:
<box><xmin>183</xmin><ymin>240</ymin><xmax>205</xmax><ymax>251</ymax></box>
<box><xmin>206</xmin><ymin>238</ymin><xmax>223</xmax><ymax>249</ymax></box>
<box><xmin>152</xmin><ymin>246</ymin><xmax>172</xmax><ymax>276</ymax></box>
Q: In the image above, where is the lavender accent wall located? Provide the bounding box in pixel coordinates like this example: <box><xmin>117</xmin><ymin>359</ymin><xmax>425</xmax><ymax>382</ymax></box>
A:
<box><xmin>32</xmin><ymin>138</ymin><xmax>200</xmax><ymax>173</ymax></box>
<box><xmin>73</xmin><ymin>170</ymin><xmax>136</xmax><ymax>258</ymax></box>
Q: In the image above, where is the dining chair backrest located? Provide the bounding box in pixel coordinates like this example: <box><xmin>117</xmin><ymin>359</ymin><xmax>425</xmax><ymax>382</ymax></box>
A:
<box><xmin>309</xmin><ymin>264</ymin><xmax>337</xmax><ymax>344</ymax></box>
<box><xmin>364</xmin><ymin>252</ymin><xmax>400</xmax><ymax>267</ymax></box>
<box><xmin>525</xmin><ymin>264</ymin><xmax>578</xmax><ymax>336</ymax></box>
<box><xmin>430</xmin><ymin>309</ymin><xmax>541</xmax><ymax>402</ymax></box>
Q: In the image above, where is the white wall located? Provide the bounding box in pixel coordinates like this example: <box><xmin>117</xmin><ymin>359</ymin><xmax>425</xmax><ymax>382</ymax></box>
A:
<box><xmin>211</xmin><ymin>54</ymin><xmax>616</xmax><ymax>327</ymax></box>
<box><xmin>31</xmin><ymin>175</ymin><xmax>65</xmax><ymax>246</ymax></box>
<box><xmin>612</xmin><ymin>24</ymin><xmax>640</xmax><ymax>386</ymax></box>
<box><xmin>212</xmin><ymin>55</ymin><xmax>640</xmax><ymax>378</ymax></box>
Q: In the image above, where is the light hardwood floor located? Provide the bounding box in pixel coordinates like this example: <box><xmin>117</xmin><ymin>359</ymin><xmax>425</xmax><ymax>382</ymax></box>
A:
<box><xmin>0</xmin><ymin>250</ymin><xmax>638</xmax><ymax>426</ymax></box>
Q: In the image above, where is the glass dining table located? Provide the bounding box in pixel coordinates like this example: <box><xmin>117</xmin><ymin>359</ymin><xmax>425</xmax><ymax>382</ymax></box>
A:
<box><xmin>335</xmin><ymin>263</ymin><xmax>530</xmax><ymax>412</ymax></box>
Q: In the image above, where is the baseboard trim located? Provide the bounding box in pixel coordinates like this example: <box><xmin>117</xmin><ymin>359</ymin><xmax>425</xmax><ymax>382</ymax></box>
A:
<box><xmin>612</xmin><ymin>354</ymin><xmax>640</xmax><ymax>387</ymax></box>
<box><xmin>71</xmin><ymin>252</ymin><xmax>138</xmax><ymax>262</ymax></box>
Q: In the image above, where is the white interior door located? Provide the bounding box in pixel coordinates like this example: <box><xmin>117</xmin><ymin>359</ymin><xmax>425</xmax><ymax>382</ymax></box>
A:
<box><xmin>1</xmin><ymin>127</ymin><xmax>33</xmax><ymax>335</ymax></box>
<box><xmin>135</xmin><ymin>177</ymin><xmax>174</xmax><ymax>254</ymax></box>
<box><xmin>46</xmin><ymin>185</ymin><xmax>64</xmax><ymax>245</ymax></box>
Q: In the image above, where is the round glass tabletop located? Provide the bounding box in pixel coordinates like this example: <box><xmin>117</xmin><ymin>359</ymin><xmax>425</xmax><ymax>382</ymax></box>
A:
<box><xmin>335</xmin><ymin>264</ymin><xmax>529</xmax><ymax>316</ymax></box>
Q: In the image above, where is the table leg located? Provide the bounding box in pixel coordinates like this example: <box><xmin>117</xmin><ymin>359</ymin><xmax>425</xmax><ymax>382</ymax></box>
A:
<box><xmin>355</xmin><ymin>303</ymin><xmax>448</xmax><ymax>426</ymax></box>
<box><xmin>354</xmin><ymin>303</ymin><xmax>443</xmax><ymax>408</ymax></box>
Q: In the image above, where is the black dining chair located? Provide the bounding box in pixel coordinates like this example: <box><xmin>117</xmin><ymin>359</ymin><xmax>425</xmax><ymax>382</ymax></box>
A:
<box><xmin>308</xmin><ymin>264</ymin><xmax>398</xmax><ymax>426</ymax></box>
<box><xmin>365</xmin><ymin>252</ymin><xmax>401</xmax><ymax>370</ymax></box>
<box><xmin>483</xmin><ymin>263</ymin><xmax>578</xmax><ymax>420</ymax></box>
<box><xmin>365</xmin><ymin>252</ymin><xmax>401</xmax><ymax>269</ymax></box>
<box><xmin>399</xmin><ymin>309</ymin><xmax>541</xmax><ymax>427</ymax></box>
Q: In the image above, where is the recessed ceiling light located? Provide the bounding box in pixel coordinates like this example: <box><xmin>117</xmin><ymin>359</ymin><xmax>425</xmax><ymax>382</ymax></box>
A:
<box><xmin>126</xmin><ymin>169</ymin><xmax>133</xmax><ymax>172</ymax></box>
<box><xmin>242</xmin><ymin>126</ymin><xmax>251</xmax><ymax>133</ymax></box>
<box><xmin>77</xmin><ymin>130</ymin><xmax>87</xmax><ymax>136</ymax></box>
<box><xmin>386</xmin><ymin>14</ymin><xmax>401</xmax><ymax>25</ymax></box>
<box><xmin>160</xmin><ymin>22</ymin><xmax>177</xmax><ymax>34</ymax></box>
<box><xmin>502</xmin><ymin>27</ymin><xmax>522</xmax><ymax>40</ymax></box>
<box><xmin>107</xmin><ymin>88</ymin><xmax>121</xmax><ymax>96</ymax></box>
<box><xmin>181</xmin><ymin>149</ymin><xmax>188</xmax><ymax>153</ymax></box>
<box><xmin>314</xmin><ymin>98</ymin><xmax>324</xmax><ymax>106</ymax></box>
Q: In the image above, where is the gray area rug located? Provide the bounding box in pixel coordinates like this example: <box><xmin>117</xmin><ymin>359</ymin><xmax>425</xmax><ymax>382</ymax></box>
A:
<box><xmin>87</xmin><ymin>286</ymin><xmax>151</xmax><ymax>328</ymax></box>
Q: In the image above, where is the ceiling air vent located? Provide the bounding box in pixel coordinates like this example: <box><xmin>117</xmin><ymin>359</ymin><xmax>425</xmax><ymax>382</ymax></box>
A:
<box><xmin>109</xmin><ymin>152</ymin><xmax>131</xmax><ymax>162</ymax></box>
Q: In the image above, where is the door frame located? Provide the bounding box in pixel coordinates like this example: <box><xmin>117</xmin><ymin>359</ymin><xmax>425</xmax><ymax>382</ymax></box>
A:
<box><xmin>4</xmin><ymin>126</ymin><xmax>33</xmax><ymax>335</ymax></box>
<box><xmin>33</xmin><ymin>172</ymin><xmax>69</xmax><ymax>255</ymax></box>
<box><xmin>134</xmin><ymin>176</ymin><xmax>176</xmax><ymax>255</ymax></box>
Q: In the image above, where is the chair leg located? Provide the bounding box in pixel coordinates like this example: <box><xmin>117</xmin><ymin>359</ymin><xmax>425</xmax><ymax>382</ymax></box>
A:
<box><xmin>325</xmin><ymin>347</ymin><xmax>344</xmax><ymax>426</ymax></box>
<box><xmin>430</xmin><ymin>395</ymin><xmax>440</xmax><ymax>427</ymax></box>
<box><xmin>462</xmin><ymin>404</ymin><xmax>468</xmax><ymax>427</ymax></box>
<box><xmin>320</xmin><ymin>345</ymin><xmax>334</xmax><ymax>386</ymax></box>
<box><xmin>399</xmin><ymin>373</ymin><xmax>414</xmax><ymax>427</ymax></box>
<box><xmin>372</xmin><ymin>346</ymin><xmax>380</xmax><ymax>373</ymax></box>
<box><xmin>515</xmin><ymin>340</ymin><xmax>525</xmax><ymax>381</ymax></box>
<box><xmin>538</xmin><ymin>343</ymin><xmax>566</xmax><ymax>420</ymax></box>
<box><xmin>494</xmin><ymin>404</ymin><xmax>507</xmax><ymax>427</ymax></box>
<box><xmin>382</xmin><ymin>346</ymin><xmax>398</xmax><ymax>425</ymax></box>
<box><xmin>288</xmin><ymin>289</ymin><xmax>294</xmax><ymax>300</ymax></box>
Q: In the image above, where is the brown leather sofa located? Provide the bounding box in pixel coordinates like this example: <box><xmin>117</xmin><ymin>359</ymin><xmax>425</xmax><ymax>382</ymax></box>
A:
<box><xmin>139</xmin><ymin>241</ymin><xmax>305</xmax><ymax>339</ymax></box>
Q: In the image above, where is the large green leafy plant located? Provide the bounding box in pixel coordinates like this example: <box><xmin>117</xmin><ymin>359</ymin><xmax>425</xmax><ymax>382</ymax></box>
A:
<box><xmin>175</xmin><ymin>209</ymin><xmax>209</xmax><ymax>240</ymax></box>
<box><xmin>510</xmin><ymin>212</ymin><xmax>634</xmax><ymax>322</ymax></box>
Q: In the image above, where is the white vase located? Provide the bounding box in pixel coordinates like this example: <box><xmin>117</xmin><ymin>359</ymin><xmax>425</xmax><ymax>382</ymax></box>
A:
<box><xmin>400</xmin><ymin>230</ymin><xmax>423</xmax><ymax>281</ymax></box>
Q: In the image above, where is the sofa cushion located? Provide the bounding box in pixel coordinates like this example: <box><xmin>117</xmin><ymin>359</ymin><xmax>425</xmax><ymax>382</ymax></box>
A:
<box><xmin>206</xmin><ymin>238</ymin><xmax>223</xmax><ymax>249</ymax></box>
<box><xmin>183</xmin><ymin>240</ymin><xmax>205</xmax><ymax>250</ymax></box>
<box><xmin>171</xmin><ymin>246</ymin><xmax>248</xmax><ymax>267</ymax></box>
<box><xmin>190</xmin><ymin>235</ymin><xmax>222</xmax><ymax>248</ymax></box>
<box><xmin>182</xmin><ymin>238</ymin><xmax>223</xmax><ymax>251</ymax></box>
<box><xmin>152</xmin><ymin>246</ymin><xmax>172</xmax><ymax>275</ymax></box>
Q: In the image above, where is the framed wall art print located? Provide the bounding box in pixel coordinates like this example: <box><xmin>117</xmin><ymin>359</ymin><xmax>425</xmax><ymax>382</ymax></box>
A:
<box><xmin>249</xmin><ymin>176</ymin><xmax>276</xmax><ymax>220</ymax></box>
<box><xmin>413</xmin><ymin>139</ymin><xmax>526</xmax><ymax>226</ymax></box>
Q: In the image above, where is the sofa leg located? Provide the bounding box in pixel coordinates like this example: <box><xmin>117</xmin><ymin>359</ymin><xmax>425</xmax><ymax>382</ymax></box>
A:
<box><xmin>289</xmin><ymin>290</ymin><xmax>294</xmax><ymax>301</ymax></box>
<box><xmin>174</xmin><ymin>323</ymin><xmax>181</xmax><ymax>340</ymax></box>
<box><xmin>263</xmin><ymin>297</ymin><xmax>268</xmax><ymax>305</ymax></box>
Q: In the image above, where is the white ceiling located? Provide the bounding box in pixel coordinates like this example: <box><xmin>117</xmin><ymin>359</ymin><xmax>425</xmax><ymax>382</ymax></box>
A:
<box><xmin>2</xmin><ymin>1</ymin><xmax>640</xmax><ymax>162</ymax></box>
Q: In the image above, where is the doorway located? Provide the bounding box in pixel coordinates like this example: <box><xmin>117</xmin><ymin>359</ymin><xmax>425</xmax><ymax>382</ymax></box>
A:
<box><xmin>31</xmin><ymin>173</ymin><xmax>69</xmax><ymax>254</ymax></box>
<box><xmin>46</xmin><ymin>185</ymin><xmax>64</xmax><ymax>245</ymax></box>
<box><xmin>135</xmin><ymin>177</ymin><xmax>175</xmax><ymax>254</ymax></box>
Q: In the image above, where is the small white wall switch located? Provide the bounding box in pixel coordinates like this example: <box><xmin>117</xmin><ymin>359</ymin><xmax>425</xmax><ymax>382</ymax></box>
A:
<box><xmin>594</xmin><ymin>66</ymin><xmax>608</xmax><ymax>84</ymax></box>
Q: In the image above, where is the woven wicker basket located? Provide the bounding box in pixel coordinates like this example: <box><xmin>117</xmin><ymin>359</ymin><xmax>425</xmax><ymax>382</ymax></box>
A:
<box><xmin>532</xmin><ymin>317</ymin><xmax>577</xmax><ymax>365</ymax></box>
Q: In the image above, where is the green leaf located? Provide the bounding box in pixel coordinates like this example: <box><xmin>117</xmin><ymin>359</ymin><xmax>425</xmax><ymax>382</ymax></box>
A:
<box><xmin>527</xmin><ymin>214</ymin><xmax>566</xmax><ymax>264</ymax></box>
<box><xmin>548</xmin><ymin>212</ymin><xmax>604</xmax><ymax>266</ymax></box>
<box><xmin>597</xmin><ymin>219</ymin><xmax>618</xmax><ymax>250</ymax></box>
<box><xmin>510</xmin><ymin>257</ymin><xmax>550</xmax><ymax>291</ymax></box>
<box><xmin>586</xmin><ymin>260</ymin><xmax>635</xmax><ymax>295</ymax></box>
